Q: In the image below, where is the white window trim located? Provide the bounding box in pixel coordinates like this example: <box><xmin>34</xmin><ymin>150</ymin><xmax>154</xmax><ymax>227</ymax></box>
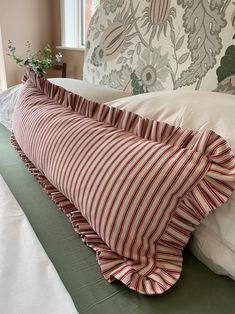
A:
<box><xmin>60</xmin><ymin>0</ymin><xmax>85</xmax><ymax>50</ymax></box>
<box><xmin>56</xmin><ymin>45</ymin><xmax>85</xmax><ymax>51</ymax></box>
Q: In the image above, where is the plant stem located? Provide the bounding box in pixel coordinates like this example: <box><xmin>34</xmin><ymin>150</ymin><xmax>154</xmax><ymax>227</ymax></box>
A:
<box><xmin>195</xmin><ymin>78</ymin><xmax>202</xmax><ymax>90</ymax></box>
<box><xmin>130</xmin><ymin>0</ymin><xmax>153</xmax><ymax>52</ymax></box>
<box><xmin>222</xmin><ymin>0</ymin><xmax>231</xmax><ymax>13</ymax></box>
<box><xmin>167</xmin><ymin>63</ymin><xmax>176</xmax><ymax>89</ymax></box>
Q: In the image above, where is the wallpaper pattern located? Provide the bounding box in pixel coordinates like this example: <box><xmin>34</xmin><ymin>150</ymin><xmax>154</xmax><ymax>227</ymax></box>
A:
<box><xmin>84</xmin><ymin>0</ymin><xmax>235</xmax><ymax>95</ymax></box>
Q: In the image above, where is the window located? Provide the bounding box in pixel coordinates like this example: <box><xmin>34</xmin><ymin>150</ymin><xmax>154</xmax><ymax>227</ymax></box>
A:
<box><xmin>60</xmin><ymin>0</ymin><xmax>99</xmax><ymax>49</ymax></box>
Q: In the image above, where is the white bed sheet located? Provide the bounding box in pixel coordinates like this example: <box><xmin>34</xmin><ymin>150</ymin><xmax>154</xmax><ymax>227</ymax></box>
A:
<box><xmin>0</xmin><ymin>175</ymin><xmax>78</xmax><ymax>314</ymax></box>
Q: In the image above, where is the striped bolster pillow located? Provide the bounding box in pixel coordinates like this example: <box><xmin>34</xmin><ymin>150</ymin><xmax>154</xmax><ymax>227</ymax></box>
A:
<box><xmin>12</xmin><ymin>70</ymin><xmax>235</xmax><ymax>295</ymax></box>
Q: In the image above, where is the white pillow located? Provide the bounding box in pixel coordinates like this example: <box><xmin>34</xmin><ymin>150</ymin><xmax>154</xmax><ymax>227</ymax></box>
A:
<box><xmin>0</xmin><ymin>78</ymin><xmax>130</xmax><ymax>130</ymax></box>
<box><xmin>108</xmin><ymin>90</ymin><xmax>235</xmax><ymax>280</ymax></box>
<box><xmin>50</xmin><ymin>78</ymin><xmax>130</xmax><ymax>103</ymax></box>
<box><xmin>2</xmin><ymin>80</ymin><xmax>235</xmax><ymax>279</ymax></box>
<box><xmin>0</xmin><ymin>84</ymin><xmax>22</xmax><ymax>130</ymax></box>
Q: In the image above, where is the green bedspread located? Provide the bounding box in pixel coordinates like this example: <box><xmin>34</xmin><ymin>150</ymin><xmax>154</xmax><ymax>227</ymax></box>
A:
<box><xmin>1</xmin><ymin>123</ymin><xmax>235</xmax><ymax>314</ymax></box>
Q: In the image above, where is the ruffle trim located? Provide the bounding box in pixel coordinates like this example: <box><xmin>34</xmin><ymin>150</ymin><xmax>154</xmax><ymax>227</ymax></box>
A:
<box><xmin>12</xmin><ymin>69</ymin><xmax>235</xmax><ymax>294</ymax></box>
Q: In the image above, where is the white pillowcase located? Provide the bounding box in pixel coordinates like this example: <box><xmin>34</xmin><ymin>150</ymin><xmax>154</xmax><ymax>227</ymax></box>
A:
<box><xmin>0</xmin><ymin>84</ymin><xmax>22</xmax><ymax>130</ymax></box>
<box><xmin>108</xmin><ymin>90</ymin><xmax>235</xmax><ymax>280</ymax></box>
<box><xmin>50</xmin><ymin>78</ymin><xmax>130</xmax><ymax>103</ymax></box>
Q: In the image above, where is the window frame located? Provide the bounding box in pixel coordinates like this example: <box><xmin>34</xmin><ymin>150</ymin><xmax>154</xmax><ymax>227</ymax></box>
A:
<box><xmin>59</xmin><ymin>0</ymin><xmax>87</xmax><ymax>50</ymax></box>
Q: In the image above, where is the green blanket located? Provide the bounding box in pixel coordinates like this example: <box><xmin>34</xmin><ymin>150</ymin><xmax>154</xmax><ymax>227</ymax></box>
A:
<box><xmin>1</xmin><ymin>123</ymin><xmax>235</xmax><ymax>314</ymax></box>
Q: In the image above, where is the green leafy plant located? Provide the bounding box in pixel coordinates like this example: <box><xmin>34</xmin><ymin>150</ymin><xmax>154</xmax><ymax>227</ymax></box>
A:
<box><xmin>7</xmin><ymin>40</ymin><xmax>62</xmax><ymax>76</ymax></box>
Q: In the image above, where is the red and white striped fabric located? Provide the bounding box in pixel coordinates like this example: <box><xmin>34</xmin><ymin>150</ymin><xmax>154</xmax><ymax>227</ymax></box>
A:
<box><xmin>12</xmin><ymin>70</ymin><xmax>235</xmax><ymax>294</ymax></box>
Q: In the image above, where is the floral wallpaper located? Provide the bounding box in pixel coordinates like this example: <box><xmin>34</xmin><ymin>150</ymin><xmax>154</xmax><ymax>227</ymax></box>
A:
<box><xmin>84</xmin><ymin>0</ymin><xmax>235</xmax><ymax>95</ymax></box>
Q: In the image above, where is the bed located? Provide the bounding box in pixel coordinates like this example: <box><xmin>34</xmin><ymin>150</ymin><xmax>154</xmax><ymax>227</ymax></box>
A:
<box><xmin>1</xmin><ymin>1</ymin><xmax>235</xmax><ymax>313</ymax></box>
<box><xmin>1</xmin><ymin>120</ymin><xmax>235</xmax><ymax>313</ymax></box>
